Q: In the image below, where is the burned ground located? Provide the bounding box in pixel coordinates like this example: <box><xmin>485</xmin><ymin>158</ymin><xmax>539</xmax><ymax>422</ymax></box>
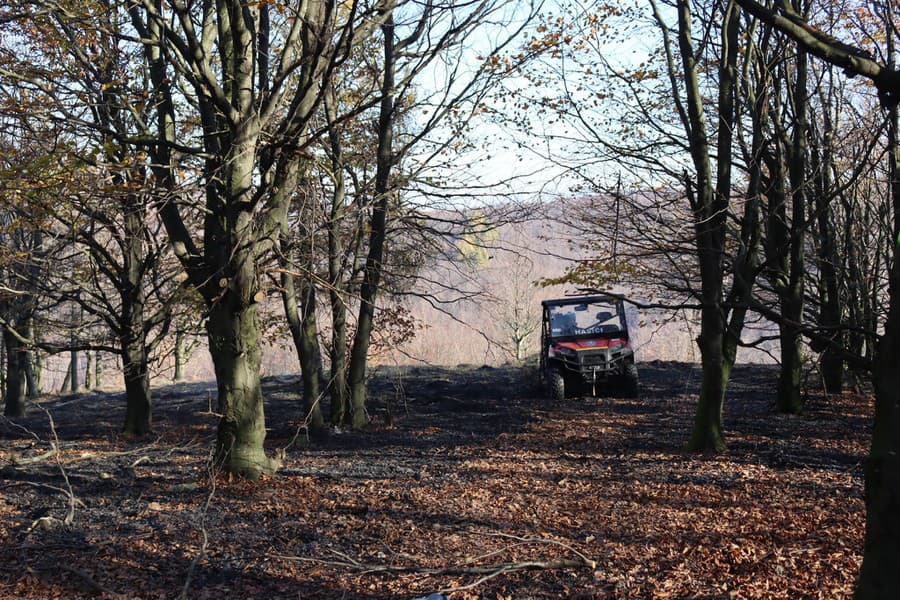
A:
<box><xmin>0</xmin><ymin>361</ymin><xmax>868</xmax><ymax>598</ymax></box>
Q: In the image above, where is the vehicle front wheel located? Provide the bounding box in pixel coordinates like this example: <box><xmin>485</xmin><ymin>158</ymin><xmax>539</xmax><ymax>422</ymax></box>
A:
<box><xmin>549</xmin><ymin>369</ymin><xmax>567</xmax><ymax>401</ymax></box>
<box><xmin>623</xmin><ymin>362</ymin><xmax>639</xmax><ymax>398</ymax></box>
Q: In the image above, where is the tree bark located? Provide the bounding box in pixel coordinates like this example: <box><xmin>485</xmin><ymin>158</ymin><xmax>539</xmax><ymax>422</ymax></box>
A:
<box><xmin>174</xmin><ymin>331</ymin><xmax>186</xmax><ymax>382</ymax></box>
<box><xmin>347</xmin><ymin>12</ymin><xmax>396</xmax><ymax>430</ymax></box>
<box><xmin>670</xmin><ymin>0</ymin><xmax>739</xmax><ymax>451</ymax></box>
<box><xmin>858</xmin><ymin>3</ymin><xmax>900</xmax><ymax>593</ymax></box>
<box><xmin>24</xmin><ymin>318</ymin><xmax>40</xmax><ymax>398</ymax></box>
<box><xmin>282</xmin><ymin>270</ymin><xmax>326</xmax><ymax>432</ymax></box>
<box><xmin>812</xmin><ymin>84</ymin><xmax>844</xmax><ymax>393</ymax></box>
<box><xmin>776</xmin><ymin>26</ymin><xmax>808</xmax><ymax>414</ymax></box>
<box><xmin>94</xmin><ymin>351</ymin><xmax>102</xmax><ymax>389</ymax></box>
<box><xmin>324</xmin><ymin>85</ymin><xmax>350</xmax><ymax>426</ymax></box>
<box><xmin>3</xmin><ymin>327</ymin><xmax>26</xmax><ymax>418</ymax></box>
<box><xmin>121</xmin><ymin>340</ymin><xmax>151</xmax><ymax>435</ymax></box>
<box><xmin>860</xmin><ymin>252</ymin><xmax>900</xmax><ymax>599</ymax></box>
<box><xmin>207</xmin><ymin>299</ymin><xmax>279</xmax><ymax>480</ymax></box>
<box><xmin>69</xmin><ymin>349</ymin><xmax>79</xmax><ymax>393</ymax></box>
<box><xmin>84</xmin><ymin>350</ymin><xmax>93</xmax><ymax>390</ymax></box>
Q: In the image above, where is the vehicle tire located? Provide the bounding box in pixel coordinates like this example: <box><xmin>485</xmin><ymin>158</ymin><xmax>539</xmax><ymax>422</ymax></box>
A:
<box><xmin>623</xmin><ymin>362</ymin><xmax>639</xmax><ymax>398</ymax></box>
<box><xmin>549</xmin><ymin>369</ymin><xmax>566</xmax><ymax>401</ymax></box>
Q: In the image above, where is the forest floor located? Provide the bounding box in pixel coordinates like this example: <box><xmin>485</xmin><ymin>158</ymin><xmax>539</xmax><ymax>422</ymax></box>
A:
<box><xmin>0</xmin><ymin>361</ymin><xmax>870</xmax><ymax>599</ymax></box>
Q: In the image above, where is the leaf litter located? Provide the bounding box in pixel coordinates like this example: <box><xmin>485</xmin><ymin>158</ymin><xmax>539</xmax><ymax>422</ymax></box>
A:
<box><xmin>0</xmin><ymin>361</ymin><xmax>867</xmax><ymax>598</ymax></box>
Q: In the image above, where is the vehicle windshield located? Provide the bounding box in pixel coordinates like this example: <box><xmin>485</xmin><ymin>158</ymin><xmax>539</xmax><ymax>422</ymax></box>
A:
<box><xmin>547</xmin><ymin>300</ymin><xmax>622</xmax><ymax>338</ymax></box>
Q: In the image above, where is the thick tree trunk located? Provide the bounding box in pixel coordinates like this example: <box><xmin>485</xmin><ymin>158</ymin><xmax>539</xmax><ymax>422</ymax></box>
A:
<box><xmin>119</xmin><ymin>191</ymin><xmax>153</xmax><ymax>434</ymax></box>
<box><xmin>94</xmin><ymin>351</ymin><xmax>102</xmax><ymax>388</ymax></box>
<box><xmin>688</xmin><ymin>299</ymin><xmax>729</xmax><ymax>452</ymax></box>
<box><xmin>676</xmin><ymin>0</ymin><xmax>739</xmax><ymax>452</ymax></box>
<box><xmin>777</xmin><ymin>298</ymin><xmax>804</xmax><ymax>413</ymax></box>
<box><xmin>24</xmin><ymin>354</ymin><xmax>39</xmax><ymax>399</ymax></box>
<box><xmin>207</xmin><ymin>302</ymin><xmax>279</xmax><ymax>479</ymax></box>
<box><xmin>3</xmin><ymin>328</ymin><xmax>26</xmax><ymax>418</ymax></box>
<box><xmin>812</xmin><ymin>84</ymin><xmax>844</xmax><ymax>393</ymax></box>
<box><xmin>777</xmin><ymin>34</ymin><xmax>807</xmax><ymax>414</ymax></box>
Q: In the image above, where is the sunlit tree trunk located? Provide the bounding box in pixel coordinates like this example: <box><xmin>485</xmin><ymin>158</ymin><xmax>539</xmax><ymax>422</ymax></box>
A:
<box><xmin>666</xmin><ymin>0</ymin><xmax>739</xmax><ymax>451</ymax></box>
<box><xmin>348</xmin><ymin>13</ymin><xmax>396</xmax><ymax>430</ymax></box>
<box><xmin>324</xmin><ymin>86</ymin><xmax>351</xmax><ymax>426</ymax></box>
<box><xmin>207</xmin><ymin>294</ymin><xmax>279</xmax><ymax>479</ymax></box>
<box><xmin>173</xmin><ymin>331</ymin><xmax>187</xmax><ymax>382</ymax></box>
<box><xmin>282</xmin><ymin>269</ymin><xmax>326</xmax><ymax>432</ymax></box>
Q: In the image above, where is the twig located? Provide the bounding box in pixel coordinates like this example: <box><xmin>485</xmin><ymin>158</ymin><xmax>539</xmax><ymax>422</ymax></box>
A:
<box><xmin>9</xmin><ymin>448</ymin><xmax>59</xmax><ymax>466</ymax></box>
<box><xmin>36</xmin><ymin>406</ymin><xmax>77</xmax><ymax>526</ymax></box>
<box><xmin>0</xmin><ymin>415</ymin><xmax>42</xmax><ymax>441</ymax></box>
<box><xmin>0</xmin><ymin>481</ymin><xmax>87</xmax><ymax>508</ymax></box>
<box><xmin>8</xmin><ymin>407</ymin><xmax>79</xmax><ymax>527</ymax></box>
<box><xmin>470</xmin><ymin>530</ymin><xmax>597</xmax><ymax>566</ymax></box>
<box><xmin>270</xmin><ymin>534</ymin><xmax>597</xmax><ymax>594</ymax></box>
<box><xmin>271</xmin><ymin>552</ymin><xmax>592</xmax><ymax>576</ymax></box>
<box><xmin>180</xmin><ymin>445</ymin><xmax>218</xmax><ymax>600</ymax></box>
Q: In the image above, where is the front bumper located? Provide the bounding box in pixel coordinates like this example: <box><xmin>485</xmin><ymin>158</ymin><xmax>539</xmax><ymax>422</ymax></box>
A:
<box><xmin>553</xmin><ymin>347</ymin><xmax>630</xmax><ymax>379</ymax></box>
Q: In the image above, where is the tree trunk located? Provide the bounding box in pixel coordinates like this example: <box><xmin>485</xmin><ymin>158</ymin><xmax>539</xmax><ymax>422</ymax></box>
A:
<box><xmin>858</xmin><ymin>5</ymin><xmax>900</xmax><ymax>592</ymax></box>
<box><xmin>207</xmin><ymin>301</ymin><xmax>279</xmax><ymax>479</ymax></box>
<box><xmin>3</xmin><ymin>327</ymin><xmax>26</xmax><ymax>418</ymax></box>
<box><xmin>24</xmin><ymin>318</ymin><xmax>40</xmax><ymax>398</ymax></box>
<box><xmin>347</xmin><ymin>13</ymin><xmax>396</xmax><ymax>430</ymax></box>
<box><xmin>777</xmin><ymin>30</ymin><xmax>807</xmax><ymax>414</ymax></box>
<box><xmin>688</xmin><ymin>295</ymin><xmax>729</xmax><ymax>452</ymax></box>
<box><xmin>94</xmin><ymin>350</ymin><xmax>102</xmax><ymax>388</ymax></box>
<box><xmin>174</xmin><ymin>330</ymin><xmax>186</xmax><ymax>382</ymax></box>
<box><xmin>324</xmin><ymin>84</ymin><xmax>350</xmax><ymax>426</ymax></box>
<box><xmin>121</xmin><ymin>340</ymin><xmax>152</xmax><ymax>435</ymax></box>
<box><xmin>859</xmin><ymin>258</ymin><xmax>900</xmax><ymax>598</ymax></box>
<box><xmin>69</xmin><ymin>349</ymin><xmax>79</xmax><ymax>393</ymax></box>
<box><xmin>329</xmin><ymin>298</ymin><xmax>350</xmax><ymax>425</ymax></box>
<box><xmin>84</xmin><ymin>350</ymin><xmax>93</xmax><ymax>390</ymax></box>
<box><xmin>24</xmin><ymin>354</ymin><xmax>39</xmax><ymax>399</ymax></box>
<box><xmin>777</xmin><ymin>296</ymin><xmax>804</xmax><ymax>413</ymax></box>
<box><xmin>813</xmin><ymin>94</ymin><xmax>844</xmax><ymax>393</ymax></box>
<box><xmin>282</xmin><ymin>270</ymin><xmax>325</xmax><ymax>432</ymax></box>
<box><xmin>59</xmin><ymin>359</ymin><xmax>71</xmax><ymax>394</ymax></box>
<box><xmin>119</xmin><ymin>191</ymin><xmax>153</xmax><ymax>433</ymax></box>
<box><xmin>673</xmin><ymin>0</ymin><xmax>739</xmax><ymax>452</ymax></box>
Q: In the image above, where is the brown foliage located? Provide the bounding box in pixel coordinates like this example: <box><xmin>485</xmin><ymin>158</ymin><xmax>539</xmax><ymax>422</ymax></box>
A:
<box><xmin>0</xmin><ymin>362</ymin><xmax>866</xmax><ymax>597</ymax></box>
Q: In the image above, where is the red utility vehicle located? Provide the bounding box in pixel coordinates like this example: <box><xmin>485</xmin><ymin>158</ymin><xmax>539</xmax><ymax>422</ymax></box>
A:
<box><xmin>540</xmin><ymin>295</ymin><xmax>639</xmax><ymax>399</ymax></box>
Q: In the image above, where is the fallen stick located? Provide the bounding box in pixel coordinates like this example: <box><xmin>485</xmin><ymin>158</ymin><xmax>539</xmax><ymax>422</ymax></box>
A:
<box><xmin>270</xmin><ymin>546</ymin><xmax>597</xmax><ymax>594</ymax></box>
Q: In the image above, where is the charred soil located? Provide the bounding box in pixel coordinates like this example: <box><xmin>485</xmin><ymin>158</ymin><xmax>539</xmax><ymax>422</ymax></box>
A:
<box><xmin>0</xmin><ymin>361</ymin><xmax>869</xmax><ymax>598</ymax></box>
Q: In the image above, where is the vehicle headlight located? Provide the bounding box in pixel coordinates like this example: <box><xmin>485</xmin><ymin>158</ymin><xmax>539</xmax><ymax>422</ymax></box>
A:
<box><xmin>610</xmin><ymin>342</ymin><xmax>625</xmax><ymax>352</ymax></box>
